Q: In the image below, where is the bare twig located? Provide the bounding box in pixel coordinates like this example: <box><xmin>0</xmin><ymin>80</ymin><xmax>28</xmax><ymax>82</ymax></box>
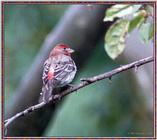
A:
<box><xmin>4</xmin><ymin>56</ymin><xmax>153</xmax><ymax>129</ymax></box>
<box><xmin>4</xmin><ymin>102</ymin><xmax>46</xmax><ymax>129</ymax></box>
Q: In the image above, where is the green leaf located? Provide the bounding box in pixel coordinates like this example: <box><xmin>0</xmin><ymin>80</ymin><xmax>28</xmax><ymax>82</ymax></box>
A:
<box><xmin>104</xmin><ymin>19</ymin><xmax>129</xmax><ymax>59</ymax></box>
<box><xmin>145</xmin><ymin>5</ymin><xmax>153</xmax><ymax>16</ymax></box>
<box><xmin>139</xmin><ymin>22</ymin><xmax>152</xmax><ymax>44</ymax></box>
<box><xmin>103</xmin><ymin>4</ymin><xmax>142</xmax><ymax>22</ymax></box>
<box><xmin>128</xmin><ymin>10</ymin><xmax>146</xmax><ymax>33</ymax></box>
<box><xmin>132</xmin><ymin>5</ymin><xmax>143</xmax><ymax>13</ymax></box>
<box><xmin>149</xmin><ymin>23</ymin><xmax>153</xmax><ymax>40</ymax></box>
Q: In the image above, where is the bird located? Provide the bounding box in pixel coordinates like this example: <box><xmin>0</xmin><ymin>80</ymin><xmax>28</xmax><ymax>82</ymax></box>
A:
<box><xmin>40</xmin><ymin>43</ymin><xmax>77</xmax><ymax>103</ymax></box>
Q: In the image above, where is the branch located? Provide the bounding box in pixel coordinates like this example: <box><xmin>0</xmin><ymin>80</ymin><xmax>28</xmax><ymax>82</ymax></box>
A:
<box><xmin>4</xmin><ymin>56</ymin><xmax>153</xmax><ymax>130</ymax></box>
<box><xmin>5</xmin><ymin>102</ymin><xmax>45</xmax><ymax>129</ymax></box>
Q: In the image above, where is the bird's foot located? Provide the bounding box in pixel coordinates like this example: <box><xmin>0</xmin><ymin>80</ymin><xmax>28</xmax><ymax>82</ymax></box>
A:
<box><xmin>54</xmin><ymin>94</ymin><xmax>62</xmax><ymax>101</ymax></box>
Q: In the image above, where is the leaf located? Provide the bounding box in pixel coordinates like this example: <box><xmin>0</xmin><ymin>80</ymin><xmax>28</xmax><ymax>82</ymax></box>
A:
<box><xmin>139</xmin><ymin>22</ymin><xmax>152</xmax><ymax>44</ymax></box>
<box><xmin>132</xmin><ymin>5</ymin><xmax>143</xmax><ymax>13</ymax></box>
<box><xmin>128</xmin><ymin>10</ymin><xmax>146</xmax><ymax>33</ymax></box>
<box><xmin>103</xmin><ymin>4</ymin><xmax>142</xmax><ymax>22</ymax></box>
<box><xmin>149</xmin><ymin>23</ymin><xmax>153</xmax><ymax>40</ymax></box>
<box><xmin>145</xmin><ymin>5</ymin><xmax>153</xmax><ymax>16</ymax></box>
<box><xmin>104</xmin><ymin>20</ymin><xmax>129</xmax><ymax>59</ymax></box>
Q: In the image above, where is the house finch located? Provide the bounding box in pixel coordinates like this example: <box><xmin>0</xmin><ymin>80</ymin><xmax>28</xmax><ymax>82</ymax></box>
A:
<box><xmin>40</xmin><ymin>43</ymin><xmax>77</xmax><ymax>103</ymax></box>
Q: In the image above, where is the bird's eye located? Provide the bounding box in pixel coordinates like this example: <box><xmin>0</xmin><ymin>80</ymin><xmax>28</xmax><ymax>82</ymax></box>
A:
<box><xmin>63</xmin><ymin>48</ymin><xmax>66</xmax><ymax>50</ymax></box>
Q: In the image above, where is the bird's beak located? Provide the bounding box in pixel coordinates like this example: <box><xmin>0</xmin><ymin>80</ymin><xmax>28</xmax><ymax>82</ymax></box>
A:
<box><xmin>67</xmin><ymin>48</ymin><xmax>75</xmax><ymax>53</ymax></box>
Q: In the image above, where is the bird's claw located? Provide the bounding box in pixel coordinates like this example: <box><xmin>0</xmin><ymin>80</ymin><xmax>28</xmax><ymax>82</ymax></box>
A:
<box><xmin>54</xmin><ymin>94</ymin><xmax>62</xmax><ymax>101</ymax></box>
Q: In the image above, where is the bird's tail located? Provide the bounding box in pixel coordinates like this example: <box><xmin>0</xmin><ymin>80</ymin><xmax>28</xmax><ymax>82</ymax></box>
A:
<box><xmin>39</xmin><ymin>83</ymin><xmax>54</xmax><ymax>103</ymax></box>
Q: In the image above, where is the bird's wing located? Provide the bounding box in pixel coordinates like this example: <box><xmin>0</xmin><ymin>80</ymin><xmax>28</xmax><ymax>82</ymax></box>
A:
<box><xmin>42</xmin><ymin>58</ymin><xmax>53</xmax><ymax>85</ymax></box>
<box><xmin>41</xmin><ymin>58</ymin><xmax>56</xmax><ymax>103</ymax></box>
<box><xmin>53</xmin><ymin>60</ymin><xmax>76</xmax><ymax>83</ymax></box>
<box><xmin>41</xmin><ymin>57</ymin><xmax>76</xmax><ymax>103</ymax></box>
<box><xmin>42</xmin><ymin>57</ymin><xmax>76</xmax><ymax>86</ymax></box>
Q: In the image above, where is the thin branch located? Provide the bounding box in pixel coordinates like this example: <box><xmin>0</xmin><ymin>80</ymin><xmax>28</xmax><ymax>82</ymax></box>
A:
<box><xmin>5</xmin><ymin>102</ymin><xmax>46</xmax><ymax>129</ymax></box>
<box><xmin>4</xmin><ymin>56</ymin><xmax>153</xmax><ymax>129</ymax></box>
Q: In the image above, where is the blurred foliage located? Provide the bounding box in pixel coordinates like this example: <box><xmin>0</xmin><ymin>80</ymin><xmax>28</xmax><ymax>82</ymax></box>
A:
<box><xmin>4</xmin><ymin>4</ymin><xmax>153</xmax><ymax>137</ymax></box>
<box><xmin>105</xmin><ymin>19</ymin><xmax>129</xmax><ymax>59</ymax></box>
<box><xmin>4</xmin><ymin>4</ymin><xmax>68</xmax><ymax>104</ymax></box>
<box><xmin>103</xmin><ymin>4</ymin><xmax>142</xmax><ymax>22</ymax></box>
<box><xmin>139</xmin><ymin>22</ymin><xmax>153</xmax><ymax>44</ymax></box>
<box><xmin>103</xmin><ymin>4</ymin><xmax>153</xmax><ymax>59</ymax></box>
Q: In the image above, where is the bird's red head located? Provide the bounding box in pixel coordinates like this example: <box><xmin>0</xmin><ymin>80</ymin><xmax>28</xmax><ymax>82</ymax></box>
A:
<box><xmin>50</xmin><ymin>43</ymin><xmax>74</xmax><ymax>57</ymax></box>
